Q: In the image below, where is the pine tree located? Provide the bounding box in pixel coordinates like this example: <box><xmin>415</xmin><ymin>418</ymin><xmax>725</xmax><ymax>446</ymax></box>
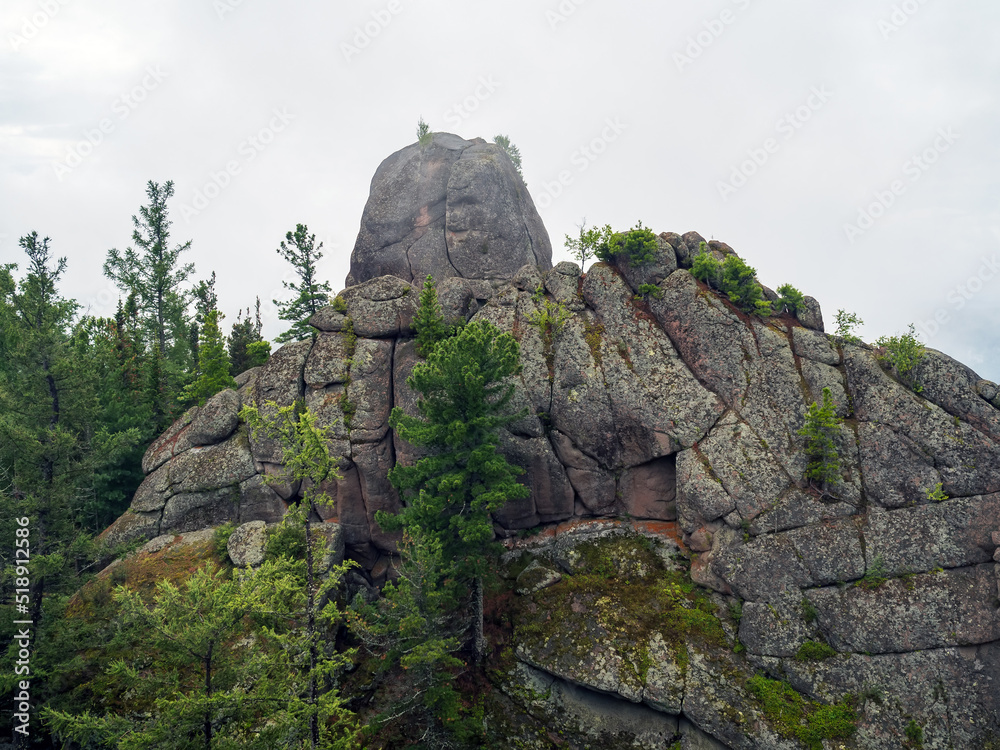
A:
<box><xmin>44</xmin><ymin>558</ymin><xmax>359</xmax><ymax>750</ymax></box>
<box><xmin>228</xmin><ymin>298</ymin><xmax>271</xmax><ymax>376</ymax></box>
<box><xmin>414</xmin><ymin>275</ymin><xmax>448</xmax><ymax>358</ymax></box>
<box><xmin>798</xmin><ymin>387</ymin><xmax>842</xmax><ymax>489</ymax></box>
<box><xmin>103</xmin><ymin>180</ymin><xmax>195</xmax><ymax>363</ymax></box>
<box><xmin>493</xmin><ymin>134</ymin><xmax>523</xmax><ymax>176</ymax></box>
<box><xmin>180</xmin><ymin>309</ymin><xmax>236</xmax><ymax>406</ymax></box>
<box><xmin>273</xmin><ymin>224</ymin><xmax>332</xmax><ymax>343</ymax></box>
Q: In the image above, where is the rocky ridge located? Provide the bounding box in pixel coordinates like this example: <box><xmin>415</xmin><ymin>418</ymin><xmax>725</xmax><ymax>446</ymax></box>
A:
<box><xmin>101</xmin><ymin>133</ymin><xmax>1000</xmax><ymax>749</ymax></box>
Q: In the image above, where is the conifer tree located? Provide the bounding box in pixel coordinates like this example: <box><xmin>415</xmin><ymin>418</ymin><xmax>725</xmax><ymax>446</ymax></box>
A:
<box><xmin>103</xmin><ymin>180</ymin><xmax>194</xmax><ymax>362</ymax></box>
<box><xmin>273</xmin><ymin>224</ymin><xmax>332</xmax><ymax>343</ymax></box>
<box><xmin>228</xmin><ymin>297</ymin><xmax>271</xmax><ymax>376</ymax></box>
<box><xmin>798</xmin><ymin>387</ymin><xmax>842</xmax><ymax>489</ymax></box>
<box><xmin>180</xmin><ymin>309</ymin><xmax>236</xmax><ymax>406</ymax></box>
<box><xmin>414</xmin><ymin>275</ymin><xmax>448</xmax><ymax>358</ymax></box>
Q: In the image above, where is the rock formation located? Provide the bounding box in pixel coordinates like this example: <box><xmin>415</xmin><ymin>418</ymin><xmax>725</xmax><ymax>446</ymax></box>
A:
<box><xmin>347</xmin><ymin>132</ymin><xmax>551</xmax><ymax>287</ymax></box>
<box><xmin>102</xmin><ymin>133</ymin><xmax>1000</xmax><ymax>748</ymax></box>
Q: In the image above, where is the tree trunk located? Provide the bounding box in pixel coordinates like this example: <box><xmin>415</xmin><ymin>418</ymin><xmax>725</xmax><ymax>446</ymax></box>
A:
<box><xmin>472</xmin><ymin>575</ymin><xmax>487</xmax><ymax>665</ymax></box>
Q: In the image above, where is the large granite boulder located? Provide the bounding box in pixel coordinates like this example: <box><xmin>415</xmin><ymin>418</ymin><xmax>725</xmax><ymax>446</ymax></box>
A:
<box><xmin>346</xmin><ymin>132</ymin><xmax>552</xmax><ymax>287</ymax></box>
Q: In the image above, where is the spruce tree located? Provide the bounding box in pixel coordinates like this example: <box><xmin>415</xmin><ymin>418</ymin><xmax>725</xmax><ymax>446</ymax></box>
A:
<box><xmin>414</xmin><ymin>275</ymin><xmax>448</xmax><ymax>357</ymax></box>
<box><xmin>798</xmin><ymin>387</ymin><xmax>842</xmax><ymax>489</ymax></box>
<box><xmin>228</xmin><ymin>297</ymin><xmax>271</xmax><ymax>376</ymax></box>
<box><xmin>103</xmin><ymin>180</ymin><xmax>194</xmax><ymax>363</ymax></box>
<box><xmin>180</xmin><ymin>309</ymin><xmax>236</xmax><ymax>406</ymax></box>
<box><xmin>273</xmin><ymin>224</ymin><xmax>332</xmax><ymax>343</ymax></box>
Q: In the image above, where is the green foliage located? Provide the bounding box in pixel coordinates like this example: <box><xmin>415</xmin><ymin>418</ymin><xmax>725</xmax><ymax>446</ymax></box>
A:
<box><xmin>729</xmin><ymin>599</ymin><xmax>743</xmax><ymax>624</ymax></box>
<box><xmin>926</xmin><ymin>482</ymin><xmax>948</xmax><ymax>502</ymax></box>
<box><xmin>563</xmin><ymin>221</ymin><xmax>605</xmax><ymax>269</ymax></box>
<box><xmin>775</xmin><ymin>283</ymin><xmax>805</xmax><ymax>315</ymax></box>
<box><xmin>417</xmin><ymin>116</ymin><xmax>431</xmax><ymax>145</ymax></box>
<box><xmin>834</xmin><ymin>309</ymin><xmax>864</xmax><ymax>344</ymax></box>
<box><xmin>905</xmin><ymin>718</ymin><xmax>925</xmax><ymax>748</ymax></box>
<box><xmin>636</xmin><ymin>283</ymin><xmax>663</xmax><ymax>300</ymax></box>
<box><xmin>801</xmin><ymin>596</ymin><xmax>819</xmax><ymax>624</ymax></box>
<box><xmin>528</xmin><ymin>299</ymin><xmax>572</xmax><ymax>344</ymax></box>
<box><xmin>691</xmin><ymin>244</ymin><xmax>770</xmax><ymax>314</ymax></box>
<box><xmin>368</xmin><ymin>319</ymin><xmax>527</xmax><ymax>737</ymax></box>
<box><xmin>273</xmin><ymin>223</ymin><xmax>333</xmax><ymax>344</ymax></box>
<box><xmin>798</xmin><ymin>387</ymin><xmax>842</xmax><ymax>488</ymax></box>
<box><xmin>745</xmin><ymin>673</ymin><xmax>857</xmax><ymax>749</ymax></box>
<box><xmin>180</xmin><ymin>309</ymin><xmax>237</xmax><ymax>406</ymax></box>
<box><xmin>414</xmin><ymin>275</ymin><xmax>449</xmax><ymax>358</ymax></box>
<box><xmin>103</xmin><ymin>180</ymin><xmax>195</xmax><ymax>366</ymax></box>
<box><xmin>331</xmin><ymin>294</ymin><xmax>348</xmax><ymax>314</ymax></box>
<box><xmin>795</xmin><ymin>640</ymin><xmax>837</xmax><ymax>661</ymax></box>
<box><xmin>44</xmin><ymin>559</ymin><xmax>360</xmax><ymax>749</ymax></box>
<box><xmin>876</xmin><ymin>324</ymin><xmax>925</xmax><ymax>393</ymax></box>
<box><xmin>213</xmin><ymin>521</ymin><xmax>235</xmax><ymax>559</ymax></box>
<box><xmin>227</xmin><ymin>298</ymin><xmax>270</xmax><ymax>376</ymax></box>
<box><xmin>380</xmin><ymin>319</ymin><xmax>528</xmax><ymax>576</ymax></box>
<box><xmin>493</xmin><ymin>134</ymin><xmax>523</xmax><ymax>176</ymax></box>
<box><xmin>594</xmin><ymin>221</ymin><xmax>658</xmax><ymax>267</ymax></box>
<box><xmin>860</xmin><ymin>555</ymin><xmax>888</xmax><ymax>590</ymax></box>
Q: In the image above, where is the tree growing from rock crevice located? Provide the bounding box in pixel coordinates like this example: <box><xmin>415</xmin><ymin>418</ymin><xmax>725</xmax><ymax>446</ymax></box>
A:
<box><xmin>798</xmin><ymin>387</ymin><xmax>842</xmax><ymax>490</ymax></box>
<box><xmin>274</xmin><ymin>224</ymin><xmax>332</xmax><ymax>344</ymax></box>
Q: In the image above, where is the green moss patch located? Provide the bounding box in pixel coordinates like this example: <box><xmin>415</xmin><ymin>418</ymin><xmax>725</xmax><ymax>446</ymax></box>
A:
<box><xmin>745</xmin><ymin>673</ymin><xmax>857</xmax><ymax>749</ymax></box>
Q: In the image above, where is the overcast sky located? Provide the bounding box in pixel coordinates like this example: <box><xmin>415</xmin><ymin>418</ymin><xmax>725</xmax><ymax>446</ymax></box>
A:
<box><xmin>3</xmin><ymin>0</ymin><xmax>999</xmax><ymax>381</ymax></box>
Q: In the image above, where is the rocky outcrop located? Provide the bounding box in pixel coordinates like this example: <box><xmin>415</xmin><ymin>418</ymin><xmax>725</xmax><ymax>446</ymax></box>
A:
<box><xmin>102</xmin><ymin>134</ymin><xmax>1000</xmax><ymax>748</ymax></box>
<box><xmin>346</xmin><ymin>133</ymin><xmax>552</xmax><ymax>287</ymax></box>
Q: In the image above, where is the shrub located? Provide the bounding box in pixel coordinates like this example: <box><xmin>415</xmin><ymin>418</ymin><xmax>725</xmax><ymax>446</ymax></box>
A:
<box><xmin>636</xmin><ymin>283</ymin><xmax>663</xmax><ymax>300</ymax></box>
<box><xmin>834</xmin><ymin>309</ymin><xmax>863</xmax><ymax>344</ymax></box>
<box><xmin>775</xmin><ymin>283</ymin><xmax>805</xmax><ymax>315</ymax></box>
<box><xmin>594</xmin><ymin>222</ymin><xmax>658</xmax><ymax>267</ymax></box>
<box><xmin>213</xmin><ymin>521</ymin><xmax>236</xmax><ymax>560</ymax></box>
<box><xmin>876</xmin><ymin>324</ymin><xmax>925</xmax><ymax>392</ymax></box>
<box><xmin>690</xmin><ymin>244</ymin><xmax>770</xmax><ymax>315</ymax></box>
<box><xmin>798</xmin><ymin>387</ymin><xmax>842</xmax><ymax>488</ymax></box>
<box><xmin>926</xmin><ymin>483</ymin><xmax>948</xmax><ymax>502</ymax></box>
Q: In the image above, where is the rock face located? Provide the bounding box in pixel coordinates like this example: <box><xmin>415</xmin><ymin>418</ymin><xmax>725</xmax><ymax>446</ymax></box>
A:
<box><xmin>102</xmin><ymin>136</ymin><xmax>1000</xmax><ymax>749</ymax></box>
<box><xmin>346</xmin><ymin>132</ymin><xmax>552</xmax><ymax>287</ymax></box>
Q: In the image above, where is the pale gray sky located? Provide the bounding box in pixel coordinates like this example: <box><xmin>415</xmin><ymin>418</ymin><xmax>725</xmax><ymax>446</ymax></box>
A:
<box><xmin>3</xmin><ymin>0</ymin><xmax>999</xmax><ymax>380</ymax></box>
